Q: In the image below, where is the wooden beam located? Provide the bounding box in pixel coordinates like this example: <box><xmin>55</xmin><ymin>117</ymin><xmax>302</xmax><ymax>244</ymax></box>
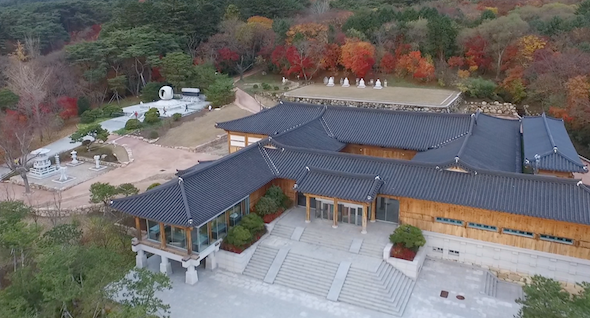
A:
<box><xmin>186</xmin><ymin>227</ymin><xmax>193</xmax><ymax>255</ymax></box>
<box><xmin>159</xmin><ymin>223</ymin><xmax>166</xmax><ymax>249</ymax></box>
<box><xmin>333</xmin><ymin>198</ymin><xmax>338</xmax><ymax>228</ymax></box>
<box><xmin>134</xmin><ymin>217</ymin><xmax>142</xmax><ymax>240</ymax></box>
<box><xmin>305</xmin><ymin>195</ymin><xmax>311</xmax><ymax>223</ymax></box>
<box><xmin>371</xmin><ymin>200</ymin><xmax>376</xmax><ymax>222</ymax></box>
<box><xmin>311</xmin><ymin>194</ymin><xmax>365</xmax><ymax>205</ymax></box>
<box><xmin>207</xmin><ymin>222</ymin><xmax>212</xmax><ymax>242</ymax></box>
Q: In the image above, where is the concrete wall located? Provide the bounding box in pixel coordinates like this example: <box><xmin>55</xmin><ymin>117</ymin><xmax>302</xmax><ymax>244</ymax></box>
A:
<box><xmin>423</xmin><ymin>231</ymin><xmax>590</xmax><ymax>284</ymax></box>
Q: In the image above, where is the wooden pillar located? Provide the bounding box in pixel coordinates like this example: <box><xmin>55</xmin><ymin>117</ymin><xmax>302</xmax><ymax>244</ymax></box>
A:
<box><xmin>186</xmin><ymin>227</ymin><xmax>193</xmax><ymax>255</ymax></box>
<box><xmin>227</xmin><ymin>132</ymin><xmax>231</xmax><ymax>153</ymax></box>
<box><xmin>134</xmin><ymin>217</ymin><xmax>142</xmax><ymax>240</ymax></box>
<box><xmin>362</xmin><ymin>204</ymin><xmax>368</xmax><ymax>234</ymax></box>
<box><xmin>333</xmin><ymin>198</ymin><xmax>338</xmax><ymax>228</ymax></box>
<box><xmin>305</xmin><ymin>195</ymin><xmax>311</xmax><ymax>223</ymax></box>
<box><xmin>159</xmin><ymin>223</ymin><xmax>166</xmax><ymax>249</ymax></box>
<box><xmin>207</xmin><ymin>222</ymin><xmax>212</xmax><ymax>242</ymax></box>
<box><xmin>370</xmin><ymin>200</ymin><xmax>376</xmax><ymax>222</ymax></box>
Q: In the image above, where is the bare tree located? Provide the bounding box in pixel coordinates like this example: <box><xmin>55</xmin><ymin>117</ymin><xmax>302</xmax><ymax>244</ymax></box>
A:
<box><xmin>311</xmin><ymin>0</ymin><xmax>330</xmax><ymax>15</ymax></box>
<box><xmin>0</xmin><ymin>113</ymin><xmax>36</xmax><ymax>193</ymax></box>
<box><xmin>6</xmin><ymin>58</ymin><xmax>53</xmax><ymax>142</ymax></box>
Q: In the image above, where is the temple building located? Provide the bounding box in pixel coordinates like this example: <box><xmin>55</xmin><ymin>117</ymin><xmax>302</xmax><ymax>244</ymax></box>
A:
<box><xmin>111</xmin><ymin>102</ymin><xmax>590</xmax><ymax>284</ymax></box>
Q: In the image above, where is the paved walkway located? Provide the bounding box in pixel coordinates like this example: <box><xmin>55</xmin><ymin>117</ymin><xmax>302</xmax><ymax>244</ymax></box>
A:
<box><xmin>0</xmin><ymin>136</ymin><xmax>220</xmax><ymax>209</ymax></box>
<box><xmin>235</xmin><ymin>88</ymin><xmax>262</xmax><ymax>114</ymax></box>
<box><xmin>145</xmin><ymin>208</ymin><xmax>521</xmax><ymax>318</ymax></box>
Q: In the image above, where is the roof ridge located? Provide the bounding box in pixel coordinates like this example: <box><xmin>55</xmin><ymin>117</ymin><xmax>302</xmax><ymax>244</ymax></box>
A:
<box><xmin>267</xmin><ymin>138</ymin><xmax>587</xmax><ymax>186</ymax></box>
<box><xmin>542</xmin><ymin>113</ymin><xmax>558</xmax><ymax>151</ymax></box>
<box><xmin>177</xmin><ymin>177</ymin><xmax>193</xmax><ymax>226</ymax></box>
<box><xmin>319</xmin><ymin>116</ymin><xmax>335</xmax><ymax>138</ymax></box>
<box><xmin>272</xmin><ymin>106</ymin><xmax>327</xmax><ymax>136</ymax></box>
<box><xmin>456</xmin><ymin>112</ymin><xmax>478</xmax><ymax>160</ymax></box>
<box><xmin>307</xmin><ymin>166</ymin><xmax>379</xmax><ymax>180</ymax></box>
<box><xmin>181</xmin><ymin>143</ymin><xmax>260</xmax><ymax>179</ymax></box>
<box><xmin>258</xmin><ymin>142</ymin><xmax>280</xmax><ymax>175</ymax></box>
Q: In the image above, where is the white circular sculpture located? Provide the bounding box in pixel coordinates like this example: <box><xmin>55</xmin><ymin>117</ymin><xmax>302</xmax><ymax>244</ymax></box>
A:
<box><xmin>158</xmin><ymin>86</ymin><xmax>174</xmax><ymax>100</ymax></box>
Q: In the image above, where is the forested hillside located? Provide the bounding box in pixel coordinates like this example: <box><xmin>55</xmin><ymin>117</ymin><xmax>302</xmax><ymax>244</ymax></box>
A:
<box><xmin>1</xmin><ymin>0</ymin><xmax>590</xmax><ymax>155</ymax></box>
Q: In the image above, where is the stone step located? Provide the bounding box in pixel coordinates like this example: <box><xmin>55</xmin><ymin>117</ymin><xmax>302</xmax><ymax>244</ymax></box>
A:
<box><xmin>481</xmin><ymin>270</ymin><xmax>498</xmax><ymax>297</ymax></box>
<box><xmin>299</xmin><ymin>230</ymin><xmax>353</xmax><ymax>251</ymax></box>
<box><xmin>271</xmin><ymin>224</ymin><xmax>296</xmax><ymax>239</ymax></box>
<box><xmin>358</xmin><ymin>241</ymin><xmax>386</xmax><ymax>257</ymax></box>
<box><xmin>338</xmin><ymin>262</ymin><xmax>415</xmax><ymax>317</ymax></box>
<box><xmin>242</xmin><ymin>246</ymin><xmax>279</xmax><ymax>280</ymax></box>
<box><xmin>274</xmin><ymin>254</ymin><xmax>339</xmax><ymax>297</ymax></box>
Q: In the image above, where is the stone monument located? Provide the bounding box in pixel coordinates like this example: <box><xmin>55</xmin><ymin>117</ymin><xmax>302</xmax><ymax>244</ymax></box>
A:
<box><xmin>89</xmin><ymin>154</ymin><xmax>107</xmax><ymax>171</ymax></box>
<box><xmin>374</xmin><ymin>79</ymin><xmax>383</xmax><ymax>89</ymax></box>
<box><xmin>356</xmin><ymin>78</ymin><xmax>359</xmax><ymax>86</ymax></box>
<box><xmin>339</xmin><ymin>78</ymin><xmax>344</xmax><ymax>85</ymax></box>
<box><xmin>323</xmin><ymin>77</ymin><xmax>329</xmax><ymax>85</ymax></box>
<box><xmin>282</xmin><ymin>77</ymin><xmax>287</xmax><ymax>85</ymax></box>
<box><xmin>29</xmin><ymin>148</ymin><xmax>58</xmax><ymax>179</ymax></box>
<box><xmin>54</xmin><ymin>154</ymin><xmax>61</xmax><ymax>167</ymax></box>
<box><xmin>342</xmin><ymin>77</ymin><xmax>350</xmax><ymax>87</ymax></box>
<box><xmin>369</xmin><ymin>79</ymin><xmax>374</xmax><ymax>86</ymax></box>
<box><xmin>326</xmin><ymin>76</ymin><xmax>335</xmax><ymax>87</ymax></box>
<box><xmin>358</xmin><ymin>78</ymin><xmax>366</xmax><ymax>88</ymax></box>
<box><xmin>67</xmin><ymin>150</ymin><xmax>83</xmax><ymax>167</ymax></box>
<box><xmin>384</xmin><ymin>79</ymin><xmax>388</xmax><ymax>87</ymax></box>
<box><xmin>52</xmin><ymin>166</ymin><xmax>75</xmax><ymax>184</ymax></box>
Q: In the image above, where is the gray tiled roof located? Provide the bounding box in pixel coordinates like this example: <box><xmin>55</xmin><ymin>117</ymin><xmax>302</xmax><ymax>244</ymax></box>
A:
<box><xmin>522</xmin><ymin>115</ymin><xmax>587</xmax><ymax>173</ymax></box>
<box><xmin>176</xmin><ymin>160</ymin><xmax>216</xmax><ymax>176</ymax></box>
<box><xmin>217</xmin><ymin>102</ymin><xmax>472</xmax><ymax>151</ymax></box>
<box><xmin>112</xmin><ymin>145</ymin><xmax>275</xmax><ymax>227</ymax></box>
<box><xmin>294</xmin><ymin>167</ymin><xmax>383</xmax><ymax>203</ymax></box>
<box><xmin>413</xmin><ymin>113</ymin><xmax>522</xmax><ymax>172</ymax></box>
<box><xmin>273</xmin><ymin>118</ymin><xmax>345</xmax><ymax>151</ymax></box>
<box><xmin>263</xmin><ymin>140</ymin><xmax>590</xmax><ymax>225</ymax></box>
<box><xmin>216</xmin><ymin>102</ymin><xmax>324</xmax><ymax>135</ymax></box>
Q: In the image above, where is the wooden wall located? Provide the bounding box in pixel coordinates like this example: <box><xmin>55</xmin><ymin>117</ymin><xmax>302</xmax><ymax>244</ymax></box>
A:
<box><xmin>383</xmin><ymin>195</ymin><xmax>590</xmax><ymax>259</ymax></box>
<box><xmin>227</xmin><ymin>131</ymin><xmax>267</xmax><ymax>153</ymax></box>
<box><xmin>341</xmin><ymin>144</ymin><xmax>417</xmax><ymax>160</ymax></box>
<box><xmin>248</xmin><ymin>178</ymin><xmax>297</xmax><ymax>211</ymax></box>
<box><xmin>538</xmin><ymin>169</ymin><xmax>574</xmax><ymax>179</ymax></box>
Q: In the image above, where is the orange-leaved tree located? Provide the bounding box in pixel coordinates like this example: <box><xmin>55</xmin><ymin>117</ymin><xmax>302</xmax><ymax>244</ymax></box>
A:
<box><xmin>340</xmin><ymin>40</ymin><xmax>375</xmax><ymax>78</ymax></box>
<box><xmin>380</xmin><ymin>52</ymin><xmax>396</xmax><ymax>74</ymax></box>
<box><xmin>395</xmin><ymin>51</ymin><xmax>435</xmax><ymax>81</ymax></box>
<box><xmin>320</xmin><ymin>43</ymin><xmax>341</xmax><ymax>74</ymax></box>
<box><xmin>247</xmin><ymin>16</ymin><xmax>273</xmax><ymax>29</ymax></box>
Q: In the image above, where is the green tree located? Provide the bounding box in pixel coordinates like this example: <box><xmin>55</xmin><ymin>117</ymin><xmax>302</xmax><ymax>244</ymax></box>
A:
<box><xmin>141</xmin><ymin>82</ymin><xmax>163</xmax><ymax>102</ymax></box>
<box><xmin>89</xmin><ymin>182</ymin><xmax>119</xmax><ymax>212</ymax></box>
<box><xmin>117</xmin><ymin>183</ymin><xmax>139</xmax><ymax>197</ymax></box>
<box><xmin>272</xmin><ymin>19</ymin><xmax>290</xmax><ymax>44</ymax></box>
<box><xmin>516</xmin><ymin>276</ymin><xmax>590</xmax><ymax>318</ymax></box>
<box><xmin>159</xmin><ymin>51</ymin><xmax>193</xmax><ymax>91</ymax></box>
<box><xmin>427</xmin><ymin>14</ymin><xmax>458</xmax><ymax>62</ymax></box>
<box><xmin>389</xmin><ymin>224</ymin><xmax>426</xmax><ymax>251</ymax></box>
<box><xmin>76</xmin><ymin>96</ymin><xmax>91</xmax><ymax>116</ymax></box>
<box><xmin>70</xmin><ymin>124</ymin><xmax>109</xmax><ymax>151</ymax></box>
<box><xmin>205</xmin><ymin>75</ymin><xmax>235</xmax><ymax>107</ymax></box>
<box><xmin>0</xmin><ymin>201</ymin><xmax>41</xmax><ymax>272</ymax></box>
<box><xmin>0</xmin><ymin>88</ymin><xmax>19</xmax><ymax>111</ymax></box>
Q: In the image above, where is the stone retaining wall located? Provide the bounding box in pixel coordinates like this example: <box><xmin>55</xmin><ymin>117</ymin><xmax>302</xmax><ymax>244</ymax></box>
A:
<box><xmin>460</xmin><ymin>101</ymin><xmax>519</xmax><ymax>117</ymax></box>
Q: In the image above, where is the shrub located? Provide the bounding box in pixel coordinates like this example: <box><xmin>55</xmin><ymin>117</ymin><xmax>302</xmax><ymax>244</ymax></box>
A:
<box><xmin>225</xmin><ymin>225</ymin><xmax>252</xmax><ymax>247</ymax></box>
<box><xmin>255</xmin><ymin>196</ymin><xmax>278</xmax><ymax>216</ymax></box>
<box><xmin>102</xmin><ymin>104</ymin><xmax>123</xmax><ymax>117</ymax></box>
<box><xmin>77</xmin><ymin>96</ymin><xmax>91</xmax><ymax>116</ymax></box>
<box><xmin>253</xmin><ymin>84</ymin><xmax>259</xmax><ymax>89</ymax></box>
<box><xmin>240</xmin><ymin>213</ymin><xmax>265</xmax><ymax>235</ymax></box>
<box><xmin>284</xmin><ymin>86</ymin><xmax>289</xmax><ymax>91</ymax></box>
<box><xmin>89</xmin><ymin>108</ymin><xmax>103</xmax><ymax>119</ymax></box>
<box><xmin>172</xmin><ymin>113</ymin><xmax>182</xmax><ymax>121</ymax></box>
<box><xmin>262</xmin><ymin>82</ymin><xmax>271</xmax><ymax>90</ymax></box>
<box><xmin>141</xmin><ymin>82</ymin><xmax>163</xmax><ymax>102</ymax></box>
<box><xmin>389</xmin><ymin>224</ymin><xmax>426</xmax><ymax>251</ymax></box>
<box><xmin>146</xmin><ymin>183</ymin><xmax>161</xmax><ymax>191</ymax></box>
<box><xmin>458</xmin><ymin>77</ymin><xmax>497</xmax><ymax>99</ymax></box>
<box><xmin>148</xmin><ymin>130</ymin><xmax>159</xmax><ymax>139</ymax></box>
<box><xmin>205</xmin><ymin>75</ymin><xmax>235</xmax><ymax>107</ymax></box>
<box><xmin>80</xmin><ymin>110</ymin><xmax>96</xmax><ymax>124</ymax></box>
<box><xmin>265</xmin><ymin>185</ymin><xmax>285</xmax><ymax>206</ymax></box>
<box><xmin>125</xmin><ymin>118</ymin><xmax>142</xmax><ymax>130</ymax></box>
<box><xmin>144</xmin><ymin>108</ymin><xmax>160</xmax><ymax>124</ymax></box>
<box><xmin>273</xmin><ymin>86</ymin><xmax>280</xmax><ymax>90</ymax></box>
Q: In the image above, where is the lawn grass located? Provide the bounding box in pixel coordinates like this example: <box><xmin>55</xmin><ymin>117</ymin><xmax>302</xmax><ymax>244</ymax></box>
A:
<box><xmin>98</xmin><ymin>96</ymin><xmax>141</xmax><ymax>108</ymax></box>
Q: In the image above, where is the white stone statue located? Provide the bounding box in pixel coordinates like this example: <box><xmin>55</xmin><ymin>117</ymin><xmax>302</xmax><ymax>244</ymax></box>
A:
<box><xmin>355</xmin><ymin>78</ymin><xmax>359</xmax><ymax>86</ymax></box>
<box><xmin>58</xmin><ymin>166</ymin><xmax>68</xmax><ymax>182</ymax></box>
<box><xmin>358</xmin><ymin>78</ymin><xmax>366</xmax><ymax>88</ymax></box>
<box><xmin>158</xmin><ymin>86</ymin><xmax>174</xmax><ymax>100</ymax></box>
<box><xmin>323</xmin><ymin>77</ymin><xmax>329</xmax><ymax>85</ymax></box>
<box><xmin>54</xmin><ymin>154</ymin><xmax>60</xmax><ymax>167</ymax></box>
<box><xmin>342</xmin><ymin>78</ymin><xmax>350</xmax><ymax>87</ymax></box>
<box><xmin>339</xmin><ymin>78</ymin><xmax>344</xmax><ymax>85</ymax></box>
<box><xmin>93</xmin><ymin>155</ymin><xmax>101</xmax><ymax>169</ymax></box>
<box><xmin>71</xmin><ymin>150</ymin><xmax>78</xmax><ymax>164</ymax></box>
<box><xmin>326</xmin><ymin>76</ymin><xmax>335</xmax><ymax>87</ymax></box>
<box><xmin>374</xmin><ymin>79</ymin><xmax>383</xmax><ymax>89</ymax></box>
<box><xmin>369</xmin><ymin>79</ymin><xmax>374</xmax><ymax>86</ymax></box>
<box><xmin>384</xmin><ymin>79</ymin><xmax>388</xmax><ymax>87</ymax></box>
<box><xmin>282</xmin><ymin>77</ymin><xmax>287</xmax><ymax>84</ymax></box>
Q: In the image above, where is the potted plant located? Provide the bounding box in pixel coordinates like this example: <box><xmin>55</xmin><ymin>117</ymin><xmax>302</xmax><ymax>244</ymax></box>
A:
<box><xmin>389</xmin><ymin>224</ymin><xmax>426</xmax><ymax>261</ymax></box>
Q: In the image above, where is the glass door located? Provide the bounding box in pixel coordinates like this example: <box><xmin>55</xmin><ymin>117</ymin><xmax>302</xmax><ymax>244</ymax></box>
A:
<box><xmin>376</xmin><ymin>197</ymin><xmax>399</xmax><ymax>223</ymax></box>
<box><xmin>315</xmin><ymin>200</ymin><xmax>334</xmax><ymax>221</ymax></box>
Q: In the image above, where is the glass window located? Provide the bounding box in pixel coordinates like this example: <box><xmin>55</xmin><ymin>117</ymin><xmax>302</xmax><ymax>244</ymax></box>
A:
<box><xmin>146</xmin><ymin>220</ymin><xmax>159</xmax><ymax>242</ymax></box>
<box><xmin>165</xmin><ymin>226</ymin><xmax>186</xmax><ymax>249</ymax></box>
<box><xmin>212</xmin><ymin>212</ymin><xmax>228</xmax><ymax>239</ymax></box>
<box><xmin>435</xmin><ymin>217</ymin><xmax>464</xmax><ymax>226</ymax></box>
<box><xmin>192</xmin><ymin>226</ymin><xmax>210</xmax><ymax>253</ymax></box>
<box><xmin>503</xmin><ymin>228</ymin><xmax>534</xmax><ymax>238</ymax></box>
<box><xmin>540</xmin><ymin>234</ymin><xmax>573</xmax><ymax>245</ymax></box>
<box><xmin>467</xmin><ymin>222</ymin><xmax>497</xmax><ymax>232</ymax></box>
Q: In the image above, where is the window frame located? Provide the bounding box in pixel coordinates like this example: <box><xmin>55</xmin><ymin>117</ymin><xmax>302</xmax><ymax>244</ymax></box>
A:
<box><xmin>435</xmin><ymin>217</ymin><xmax>464</xmax><ymax>226</ymax></box>
<box><xmin>540</xmin><ymin>234</ymin><xmax>573</xmax><ymax>245</ymax></box>
<box><xmin>467</xmin><ymin>222</ymin><xmax>498</xmax><ymax>232</ymax></box>
<box><xmin>502</xmin><ymin>228</ymin><xmax>534</xmax><ymax>238</ymax></box>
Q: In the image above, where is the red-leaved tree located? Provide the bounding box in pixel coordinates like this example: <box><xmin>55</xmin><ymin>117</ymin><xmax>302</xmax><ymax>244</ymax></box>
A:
<box><xmin>57</xmin><ymin>96</ymin><xmax>78</xmax><ymax>120</ymax></box>
<box><xmin>380</xmin><ymin>52</ymin><xmax>397</xmax><ymax>74</ymax></box>
<box><xmin>340</xmin><ymin>40</ymin><xmax>375</xmax><ymax>78</ymax></box>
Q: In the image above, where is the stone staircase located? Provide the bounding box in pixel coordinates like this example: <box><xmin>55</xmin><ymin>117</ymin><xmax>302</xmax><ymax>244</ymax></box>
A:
<box><xmin>242</xmin><ymin>245</ymin><xmax>279</xmax><ymax>280</ymax></box>
<box><xmin>339</xmin><ymin>262</ymin><xmax>415</xmax><ymax>316</ymax></box>
<box><xmin>274</xmin><ymin>253</ymin><xmax>339</xmax><ymax>297</ymax></box>
<box><xmin>299</xmin><ymin>228</ymin><xmax>353</xmax><ymax>252</ymax></box>
<box><xmin>359</xmin><ymin>239</ymin><xmax>387</xmax><ymax>258</ymax></box>
<box><xmin>271</xmin><ymin>224</ymin><xmax>296</xmax><ymax>239</ymax></box>
<box><xmin>481</xmin><ymin>270</ymin><xmax>499</xmax><ymax>297</ymax></box>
